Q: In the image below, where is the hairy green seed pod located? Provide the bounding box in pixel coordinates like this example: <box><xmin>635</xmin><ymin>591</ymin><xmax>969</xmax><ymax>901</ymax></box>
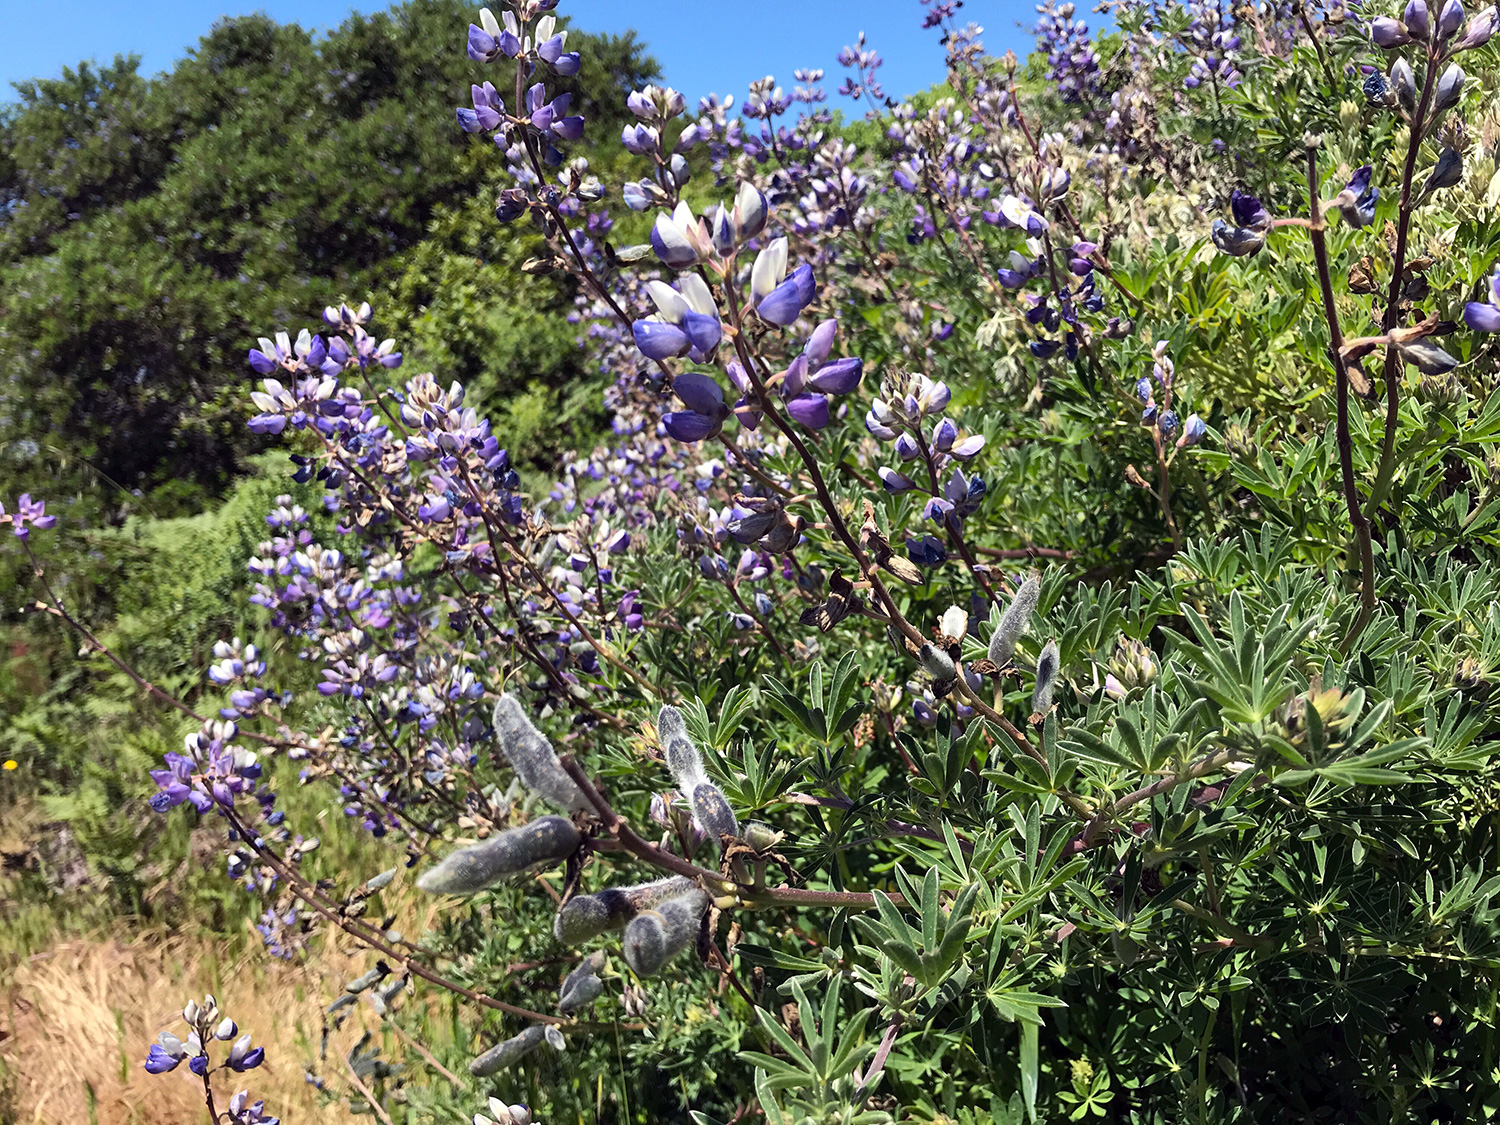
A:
<box><xmin>553</xmin><ymin>876</ymin><xmax>694</xmax><ymax>944</ymax></box>
<box><xmin>344</xmin><ymin>967</ymin><xmax>386</xmax><ymax>994</ymax></box>
<box><xmin>742</xmin><ymin>821</ymin><xmax>785</xmax><ymax>851</ymax></box>
<box><xmin>558</xmin><ymin>949</ymin><xmax>605</xmax><ymax>1009</ymax></box>
<box><xmin>364</xmin><ymin>867</ymin><xmax>397</xmax><ymax>892</ymax></box>
<box><xmin>493</xmin><ymin>695</ymin><xmax>590</xmax><ymax>812</ymax></box>
<box><xmin>690</xmin><ymin>782</ymin><xmax>739</xmax><ymax>840</ymax></box>
<box><xmin>657</xmin><ymin>705</ymin><xmax>707</xmax><ymax>790</ymax></box>
<box><xmin>918</xmin><ymin>643</ymin><xmax>957</xmax><ymax>682</ymax></box>
<box><xmin>558</xmin><ymin>973</ymin><xmax>602</xmax><ymax>1014</ymax></box>
<box><xmin>326</xmin><ymin>994</ymin><xmax>358</xmax><ymax>1014</ymax></box>
<box><xmin>1033</xmin><ymin>639</ymin><xmax>1060</xmax><ymax>716</ymax></box>
<box><xmin>469</xmin><ymin>1025</ymin><xmax>546</xmax><ymax>1077</ymax></box>
<box><xmin>989</xmin><ymin>575</ymin><xmax>1040</xmax><ymax>667</ymax></box>
<box><xmin>375</xmin><ymin>976</ymin><xmax>406</xmax><ymax>1005</ymax></box>
<box><xmin>622</xmin><ymin>888</ymin><xmax>709</xmax><ymax>977</ymax></box>
<box><xmin>417</xmin><ymin>816</ymin><xmax>581</xmax><ymax>895</ymax></box>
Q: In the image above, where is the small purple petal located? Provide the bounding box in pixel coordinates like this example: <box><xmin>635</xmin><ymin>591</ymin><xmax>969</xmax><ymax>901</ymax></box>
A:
<box><xmin>786</xmin><ymin>393</ymin><xmax>830</xmax><ymax>430</ymax></box>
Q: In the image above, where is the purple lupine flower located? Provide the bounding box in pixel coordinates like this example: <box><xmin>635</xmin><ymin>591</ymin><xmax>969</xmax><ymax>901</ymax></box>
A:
<box><xmin>534</xmin><ymin>15</ymin><xmax>581</xmax><ymax>75</ymax></box>
<box><xmin>1434</xmin><ymin>62</ymin><xmax>1465</xmax><ymax>112</ymax></box>
<box><xmin>2</xmin><ymin>494</ymin><xmax>58</xmax><ymax>540</ymax></box>
<box><xmin>1332</xmin><ymin>166</ymin><xmax>1379</xmax><ymax>229</ymax></box>
<box><xmin>1464</xmin><ymin>264</ymin><xmax>1500</xmax><ymax>331</ymax></box>
<box><xmin>144</xmin><ymin>1038</ymin><xmax>186</xmax><ymax>1074</ymax></box>
<box><xmin>1211</xmin><ymin>189</ymin><xmax>1271</xmax><ymax>257</ymax></box>
<box><xmin>226</xmin><ymin>1091</ymin><xmax>280</xmax><ymax>1125</ymax></box>
<box><xmin>633</xmin><ymin>276</ymin><xmax>721</xmax><ymax>362</ymax></box>
<box><xmin>468</xmin><ymin>8</ymin><xmax>520</xmax><ymax>63</ymax></box>
<box><xmin>756</xmin><ymin>264</ymin><xmax>817</xmax><ymax>326</ymax></box>
<box><xmin>651</xmin><ymin>201</ymin><xmax>711</xmax><ymax>267</ymax></box>
<box><xmin>906</xmin><ymin>534</ymin><xmax>947</xmax><ymax>567</ymax></box>
<box><xmin>997</xmin><ymin>250</ymin><xmax>1039</xmax><ymax>289</ymax></box>
<box><xmin>786</xmin><ymin>393</ymin><xmax>831</xmax><ymax>429</ymax></box>
<box><xmin>945</xmin><ymin>468</ymin><xmax>986</xmax><ymax>520</ymax></box>
<box><xmin>227</xmin><ymin>1034</ymin><xmax>265</xmax><ymax>1072</ymax></box>
<box><xmin>527</xmin><ymin>84</ymin><xmax>584</xmax><ymax>140</ymax></box>
<box><xmin>661</xmin><ymin>373</ymin><xmax>730</xmax><ymax>443</ymax></box>
<box><xmin>458</xmin><ymin>82</ymin><xmax>505</xmax><ymax>134</ymax></box>
<box><xmin>879</xmin><ymin>467</ymin><xmax>917</xmax><ymax>491</ymax></box>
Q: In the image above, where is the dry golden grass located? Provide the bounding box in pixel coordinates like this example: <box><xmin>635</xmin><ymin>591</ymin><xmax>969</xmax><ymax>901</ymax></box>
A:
<box><xmin>1</xmin><ymin>930</ymin><xmax>404</xmax><ymax>1125</ymax></box>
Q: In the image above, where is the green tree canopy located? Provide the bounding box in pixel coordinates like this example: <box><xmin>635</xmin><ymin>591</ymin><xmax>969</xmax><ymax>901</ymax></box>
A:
<box><xmin>0</xmin><ymin>0</ymin><xmax>656</xmax><ymax>510</ymax></box>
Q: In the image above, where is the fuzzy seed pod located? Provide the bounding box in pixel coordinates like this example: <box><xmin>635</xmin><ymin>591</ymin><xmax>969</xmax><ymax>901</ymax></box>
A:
<box><xmin>374</xmin><ymin>976</ymin><xmax>406</xmax><ymax>1006</ymax></box>
<box><xmin>417</xmin><ymin>816</ymin><xmax>581</xmax><ymax>895</ymax></box>
<box><xmin>657</xmin><ymin>705</ymin><xmax>708</xmax><ymax>791</ymax></box>
<box><xmin>558</xmin><ymin>951</ymin><xmax>606</xmax><ymax>1014</ymax></box>
<box><xmin>622</xmin><ymin>888</ymin><xmax>709</xmax><ymax>977</ymax></box>
<box><xmin>552</xmin><ymin>876</ymin><xmax>694</xmax><ymax>944</ymax></box>
<box><xmin>326</xmin><ymin>994</ymin><xmax>357</xmax><ymax>1014</ymax></box>
<box><xmin>989</xmin><ymin>575</ymin><xmax>1040</xmax><ymax>667</ymax></box>
<box><xmin>344</xmin><ymin>967</ymin><xmax>386</xmax><ymax>994</ymax></box>
<box><xmin>469</xmin><ymin>1025</ymin><xmax>547</xmax><ymax>1076</ymax></box>
<box><xmin>363</xmin><ymin>868</ymin><xmax>397</xmax><ymax>892</ymax></box>
<box><xmin>918</xmin><ymin>643</ymin><xmax>957</xmax><ymax>683</ymax></box>
<box><xmin>689</xmin><ymin>782</ymin><xmax>739</xmax><ymax>839</ymax></box>
<box><xmin>493</xmin><ymin>695</ymin><xmax>590</xmax><ymax>812</ymax></box>
<box><xmin>1033</xmin><ymin>640</ymin><xmax>1060</xmax><ymax>716</ymax></box>
<box><xmin>742</xmin><ymin>821</ymin><xmax>784</xmax><ymax>851</ymax></box>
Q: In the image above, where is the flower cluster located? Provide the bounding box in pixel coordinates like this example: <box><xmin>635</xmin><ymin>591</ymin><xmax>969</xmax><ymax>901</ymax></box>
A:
<box><xmin>144</xmin><ymin>994</ymin><xmax>267</xmax><ymax>1079</ymax></box>
<box><xmin>1</xmin><ymin>493</ymin><xmax>56</xmax><ymax>540</ymax></box>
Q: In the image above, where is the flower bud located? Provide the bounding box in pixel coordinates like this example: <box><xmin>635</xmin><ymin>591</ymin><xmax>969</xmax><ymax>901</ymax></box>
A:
<box><xmin>1390</xmin><ymin>58</ymin><xmax>1416</xmax><ymax>113</ymax></box>
<box><xmin>214</xmin><ymin>1018</ymin><xmax>238</xmax><ymax>1041</ymax></box>
<box><xmin>989</xmin><ymin>575</ymin><xmax>1040</xmax><ymax>667</ymax></box>
<box><xmin>1434</xmin><ymin>62</ymin><xmax>1465</xmax><ymax>112</ymax></box>
<box><xmin>1455</xmin><ymin>4</ymin><xmax>1497</xmax><ymax>48</ymax></box>
<box><xmin>416</xmin><ymin>816</ymin><xmax>582</xmax><ymax>894</ymax></box>
<box><xmin>622</xmin><ymin>888</ymin><xmax>709</xmax><ymax>977</ymax></box>
<box><xmin>469</xmin><ymin>1025</ymin><xmax>547</xmax><ymax>1076</ymax></box>
<box><xmin>1405</xmin><ymin>0</ymin><xmax>1431</xmax><ymax>37</ymax></box>
<box><xmin>493</xmin><ymin>695</ymin><xmax>589</xmax><ymax>811</ymax></box>
<box><xmin>1439</xmin><ymin>0</ymin><xmax>1466</xmax><ymax>37</ymax></box>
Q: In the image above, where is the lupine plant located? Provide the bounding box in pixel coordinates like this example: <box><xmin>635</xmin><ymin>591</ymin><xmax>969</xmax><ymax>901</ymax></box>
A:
<box><xmin>13</xmin><ymin>0</ymin><xmax>1500</xmax><ymax>1119</ymax></box>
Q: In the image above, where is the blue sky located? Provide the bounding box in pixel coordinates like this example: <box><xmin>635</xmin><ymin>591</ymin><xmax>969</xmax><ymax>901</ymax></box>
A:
<box><xmin>0</xmin><ymin>1</ymin><xmax>1037</xmax><ymax>109</ymax></box>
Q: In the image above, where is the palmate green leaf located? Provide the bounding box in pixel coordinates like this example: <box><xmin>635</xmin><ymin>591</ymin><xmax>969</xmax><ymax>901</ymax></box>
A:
<box><xmin>752</xmin><ymin>1004</ymin><xmax>819</xmax><ymax>1075</ymax></box>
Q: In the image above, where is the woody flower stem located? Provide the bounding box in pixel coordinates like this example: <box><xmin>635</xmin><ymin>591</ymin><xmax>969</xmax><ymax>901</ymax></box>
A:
<box><xmin>557</xmin><ymin>754</ymin><xmax>906</xmax><ymax>909</ymax></box>
<box><xmin>218</xmin><ymin>805</ymin><xmax>570</xmax><ymax>1025</ymax></box>
<box><xmin>1304</xmin><ymin>138</ymin><xmax>1376</xmax><ymax>647</ymax></box>
<box><xmin>1365</xmin><ymin>45</ymin><xmax>1441</xmax><ymax>525</ymax></box>
<box><xmin>201</xmin><ymin>1065</ymin><xmax>220</xmax><ymax>1125</ymax></box>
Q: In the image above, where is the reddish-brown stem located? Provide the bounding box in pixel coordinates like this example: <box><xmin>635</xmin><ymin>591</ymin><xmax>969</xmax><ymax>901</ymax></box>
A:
<box><xmin>1303</xmin><ymin>142</ymin><xmax>1376</xmax><ymax>647</ymax></box>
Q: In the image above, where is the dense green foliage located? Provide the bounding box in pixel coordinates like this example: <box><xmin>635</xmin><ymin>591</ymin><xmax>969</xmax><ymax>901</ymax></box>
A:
<box><xmin>0</xmin><ymin>0</ymin><xmax>654</xmax><ymax>505</ymax></box>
